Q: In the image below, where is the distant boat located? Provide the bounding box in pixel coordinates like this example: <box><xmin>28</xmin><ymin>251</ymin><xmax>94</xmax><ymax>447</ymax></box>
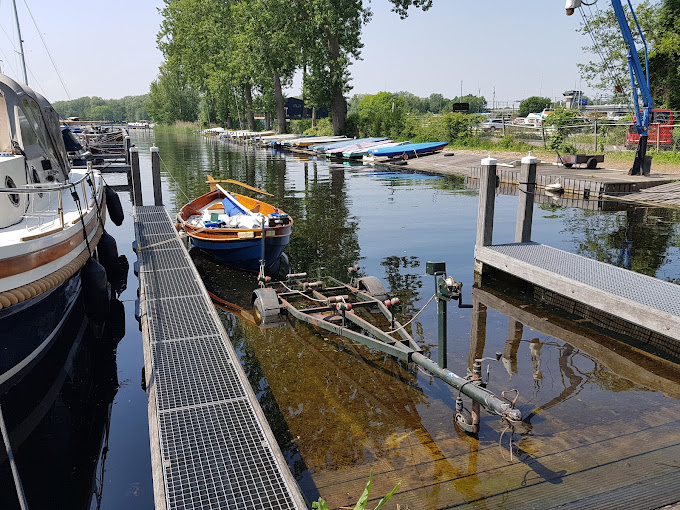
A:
<box><xmin>176</xmin><ymin>176</ymin><xmax>292</xmax><ymax>273</ymax></box>
<box><xmin>545</xmin><ymin>181</ymin><xmax>564</xmax><ymax>193</ymax></box>
<box><xmin>342</xmin><ymin>140</ymin><xmax>409</xmax><ymax>159</ymax></box>
<box><xmin>367</xmin><ymin>142</ymin><xmax>448</xmax><ymax>159</ymax></box>
<box><xmin>291</xmin><ymin>136</ymin><xmax>348</xmax><ymax>147</ymax></box>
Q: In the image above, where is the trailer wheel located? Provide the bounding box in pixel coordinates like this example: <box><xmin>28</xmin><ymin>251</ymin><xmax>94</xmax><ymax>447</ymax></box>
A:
<box><xmin>586</xmin><ymin>157</ymin><xmax>598</xmax><ymax>169</ymax></box>
<box><xmin>252</xmin><ymin>288</ymin><xmax>281</xmax><ymax>324</ymax></box>
<box><xmin>356</xmin><ymin>276</ymin><xmax>388</xmax><ymax>302</ymax></box>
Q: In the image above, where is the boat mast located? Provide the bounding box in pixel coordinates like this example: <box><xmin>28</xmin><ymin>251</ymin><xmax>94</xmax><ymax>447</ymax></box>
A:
<box><xmin>11</xmin><ymin>0</ymin><xmax>28</xmax><ymax>85</ymax></box>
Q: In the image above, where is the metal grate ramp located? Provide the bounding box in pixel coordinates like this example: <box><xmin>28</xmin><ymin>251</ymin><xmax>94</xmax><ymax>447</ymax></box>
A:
<box><xmin>476</xmin><ymin>242</ymin><xmax>680</xmax><ymax>341</ymax></box>
<box><xmin>134</xmin><ymin>206</ymin><xmax>305</xmax><ymax>510</ymax></box>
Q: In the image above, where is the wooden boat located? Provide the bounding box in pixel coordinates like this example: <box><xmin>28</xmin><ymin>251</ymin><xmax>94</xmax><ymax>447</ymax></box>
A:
<box><xmin>367</xmin><ymin>141</ymin><xmax>448</xmax><ymax>159</ymax></box>
<box><xmin>177</xmin><ymin>176</ymin><xmax>293</xmax><ymax>273</ymax></box>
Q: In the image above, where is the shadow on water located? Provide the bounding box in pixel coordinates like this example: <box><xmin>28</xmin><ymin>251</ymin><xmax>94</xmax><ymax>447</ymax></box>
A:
<box><xmin>150</xmin><ymin>131</ymin><xmax>680</xmax><ymax>509</ymax></box>
<box><xmin>0</xmin><ymin>298</ymin><xmax>125</xmax><ymax>510</ymax></box>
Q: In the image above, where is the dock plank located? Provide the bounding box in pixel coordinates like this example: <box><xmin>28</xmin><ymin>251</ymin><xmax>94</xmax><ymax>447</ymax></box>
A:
<box><xmin>135</xmin><ymin>206</ymin><xmax>306</xmax><ymax>510</ymax></box>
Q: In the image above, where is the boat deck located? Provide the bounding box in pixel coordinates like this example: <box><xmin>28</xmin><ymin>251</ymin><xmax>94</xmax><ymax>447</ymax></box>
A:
<box><xmin>476</xmin><ymin>242</ymin><xmax>680</xmax><ymax>354</ymax></box>
<box><xmin>134</xmin><ymin>206</ymin><xmax>305</xmax><ymax>510</ymax></box>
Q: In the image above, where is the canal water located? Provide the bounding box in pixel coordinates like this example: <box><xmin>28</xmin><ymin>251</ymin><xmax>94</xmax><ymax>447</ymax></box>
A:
<box><xmin>2</xmin><ymin>129</ymin><xmax>680</xmax><ymax>509</ymax></box>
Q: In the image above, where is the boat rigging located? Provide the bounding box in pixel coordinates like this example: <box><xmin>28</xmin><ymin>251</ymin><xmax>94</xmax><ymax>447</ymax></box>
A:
<box><xmin>566</xmin><ymin>0</ymin><xmax>654</xmax><ymax>175</ymax></box>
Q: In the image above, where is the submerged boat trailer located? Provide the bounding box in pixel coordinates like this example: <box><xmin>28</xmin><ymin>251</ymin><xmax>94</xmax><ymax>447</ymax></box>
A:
<box><xmin>252</xmin><ymin>262</ymin><xmax>522</xmax><ymax>433</ymax></box>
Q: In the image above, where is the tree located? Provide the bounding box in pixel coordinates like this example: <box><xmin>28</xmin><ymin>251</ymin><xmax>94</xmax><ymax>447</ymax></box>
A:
<box><xmin>575</xmin><ymin>1</ymin><xmax>658</xmax><ymax>102</ymax></box>
<box><xmin>146</xmin><ymin>65</ymin><xmax>200</xmax><ymax>124</ymax></box>
<box><xmin>518</xmin><ymin>96</ymin><xmax>553</xmax><ymax>117</ymax></box>
<box><xmin>301</xmin><ymin>0</ymin><xmax>372</xmax><ymax>135</ymax></box>
<box><xmin>357</xmin><ymin>91</ymin><xmax>406</xmax><ymax>137</ymax></box>
<box><xmin>648</xmin><ymin>0</ymin><xmax>680</xmax><ymax>109</ymax></box>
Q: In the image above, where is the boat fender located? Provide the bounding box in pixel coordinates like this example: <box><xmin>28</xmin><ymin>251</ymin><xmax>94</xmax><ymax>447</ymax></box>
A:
<box><xmin>98</xmin><ymin>230</ymin><xmax>120</xmax><ymax>287</ymax></box>
<box><xmin>105</xmin><ymin>186</ymin><xmax>124</xmax><ymax>226</ymax></box>
<box><xmin>81</xmin><ymin>257</ymin><xmax>111</xmax><ymax>326</ymax></box>
<box><xmin>102</xmin><ymin>298</ymin><xmax>126</xmax><ymax>344</ymax></box>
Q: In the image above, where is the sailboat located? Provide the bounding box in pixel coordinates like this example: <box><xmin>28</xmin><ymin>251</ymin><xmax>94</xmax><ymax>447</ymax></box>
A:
<box><xmin>0</xmin><ymin>7</ymin><xmax>115</xmax><ymax>393</ymax></box>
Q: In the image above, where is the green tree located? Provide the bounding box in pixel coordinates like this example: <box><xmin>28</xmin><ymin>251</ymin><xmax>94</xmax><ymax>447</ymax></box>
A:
<box><xmin>575</xmin><ymin>1</ymin><xmax>658</xmax><ymax>101</ymax></box>
<box><xmin>648</xmin><ymin>0</ymin><xmax>680</xmax><ymax>109</ymax></box>
<box><xmin>357</xmin><ymin>91</ymin><xmax>405</xmax><ymax>138</ymax></box>
<box><xmin>518</xmin><ymin>96</ymin><xmax>553</xmax><ymax>117</ymax></box>
<box><xmin>301</xmin><ymin>0</ymin><xmax>372</xmax><ymax>135</ymax></box>
<box><xmin>146</xmin><ymin>65</ymin><xmax>200</xmax><ymax>124</ymax></box>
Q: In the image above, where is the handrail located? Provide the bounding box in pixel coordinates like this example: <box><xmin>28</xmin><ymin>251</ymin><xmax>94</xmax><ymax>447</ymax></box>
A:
<box><xmin>0</xmin><ymin>167</ymin><xmax>96</xmax><ymax>194</ymax></box>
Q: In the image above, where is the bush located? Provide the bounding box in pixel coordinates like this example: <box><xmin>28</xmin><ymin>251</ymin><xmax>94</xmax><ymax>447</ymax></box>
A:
<box><xmin>290</xmin><ymin>119</ymin><xmax>312</xmax><ymax>134</ymax></box>
<box><xmin>303</xmin><ymin>117</ymin><xmax>334</xmax><ymax>136</ymax></box>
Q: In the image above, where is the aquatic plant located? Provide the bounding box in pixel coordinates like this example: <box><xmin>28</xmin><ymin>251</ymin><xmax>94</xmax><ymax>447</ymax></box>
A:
<box><xmin>312</xmin><ymin>471</ymin><xmax>400</xmax><ymax>510</ymax></box>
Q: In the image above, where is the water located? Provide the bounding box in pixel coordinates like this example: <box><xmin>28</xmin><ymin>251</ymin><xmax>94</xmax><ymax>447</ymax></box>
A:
<box><xmin>2</xmin><ymin>129</ymin><xmax>680</xmax><ymax>509</ymax></box>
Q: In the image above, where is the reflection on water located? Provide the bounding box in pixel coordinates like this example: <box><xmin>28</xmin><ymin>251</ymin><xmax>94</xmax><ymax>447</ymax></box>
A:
<box><xmin>141</xmin><ymin>131</ymin><xmax>680</xmax><ymax>508</ymax></box>
<box><xmin>0</xmin><ymin>300</ymin><xmax>123</xmax><ymax>510</ymax></box>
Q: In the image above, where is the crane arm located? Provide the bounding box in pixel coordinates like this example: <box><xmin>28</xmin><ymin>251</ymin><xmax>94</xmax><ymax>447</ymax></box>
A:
<box><xmin>566</xmin><ymin>0</ymin><xmax>653</xmax><ymax>175</ymax></box>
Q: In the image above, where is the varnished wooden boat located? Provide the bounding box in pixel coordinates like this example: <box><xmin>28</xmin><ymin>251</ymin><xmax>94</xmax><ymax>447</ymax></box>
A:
<box><xmin>177</xmin><ymin>176</ymin><xmax>292</xmax><ymax>273</ymax></box>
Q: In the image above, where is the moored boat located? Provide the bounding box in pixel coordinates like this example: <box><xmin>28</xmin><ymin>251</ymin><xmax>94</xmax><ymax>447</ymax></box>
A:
<box><xmin>177</xmin><ymin>176</ymin><xmax>292</xmax><ymax>273</ymax></box>
<box><xmin>367</xmin><ymin>141</ymin><xmax>448</xmax><ymax>160</ymax></box>
<box><xmin>0</xmin><ymin>73</ymin><xmax>109</xmax><ymax>393</ymax></box>
<box><xmin>342</xmin><ymin>140</ymin><xmax>410</xmax><ymax>159</ymax></box>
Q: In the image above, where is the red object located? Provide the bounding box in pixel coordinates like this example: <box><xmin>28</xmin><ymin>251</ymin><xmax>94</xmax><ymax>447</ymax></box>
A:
<box><xmin>626</xmin><ymin>109</ymin><xmax>674</xmax><ymax>148</ymax></box>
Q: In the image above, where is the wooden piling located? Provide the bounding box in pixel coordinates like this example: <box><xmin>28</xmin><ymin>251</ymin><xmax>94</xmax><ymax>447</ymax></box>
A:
<box><xmin>124</xmin><ymin>135</ymin><xmax>131</xmax><ymax>165</ymax></box>
<box><xmin>515</xmin><ymin>155</ymin><xmax>537</xmax><ymax>243</ymax></box>
<box><xmin>475</xmin><ymin>158</ymin><xmax>497</xmax><ymax>274</ymax></box>
<box><xmin>150</xmin><ymin>146</ymin><xmax>163</xmax><ymax>206</ymax></box>
<box><xmin>130</xmin><ymin>147</ymin><xmax>142</xmax><ymax>206</ymax></box>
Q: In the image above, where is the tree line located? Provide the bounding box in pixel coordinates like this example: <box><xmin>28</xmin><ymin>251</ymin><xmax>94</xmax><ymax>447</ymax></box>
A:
<box><xmin>53</xmin><ymin>95</ymin><xmax>149</xmax><ymax>122</ymax></box>
<box><xmin>147</xmin><ymin>0</ymin><xmax>432</xmax><ymax>134</ymax></box>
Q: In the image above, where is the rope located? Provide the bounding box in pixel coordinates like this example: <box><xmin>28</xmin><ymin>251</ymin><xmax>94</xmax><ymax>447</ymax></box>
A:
<box><xmin>157</xmin><ymin>153</ymin><xmax>192</xmax><ymax>203</ymax></box>
<box><xmin>70</xmin><ymin>186</ymin><xmax>92</xmax><ymax>257</ymax></box>
<box><xmin>277</xmin><ymin>280</ymin><xmax>329</xmax><ymax>303</ymax></box>
<box><xmin>384</xmin><ymin>293</ymin><xmax>436</xmax><ymax>334</ymax></box>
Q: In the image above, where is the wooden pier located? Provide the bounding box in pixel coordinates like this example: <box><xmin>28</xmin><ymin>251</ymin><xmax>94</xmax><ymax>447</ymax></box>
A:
<box><xmin>474</xmin><ymin>156</ymin><xmax>680</xmax><ymax>354</ymax></box>
<box><xmin>132</xmin><ymin>154</ymin><xmax>306</xmax><ymax>509</ymax></box>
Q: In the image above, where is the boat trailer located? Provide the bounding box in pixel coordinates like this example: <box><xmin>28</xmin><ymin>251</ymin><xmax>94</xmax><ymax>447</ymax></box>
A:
<box><xmin>252</xmin><ymin>263</ymin><xmax>522</xmax><ymax>433</ymax></box>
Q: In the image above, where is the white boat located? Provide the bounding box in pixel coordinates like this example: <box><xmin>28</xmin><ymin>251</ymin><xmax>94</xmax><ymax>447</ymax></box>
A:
<box><xmin>0</xmin><ymin>73</ymin><xmax>111</xmax><ymax>392</ymax></box>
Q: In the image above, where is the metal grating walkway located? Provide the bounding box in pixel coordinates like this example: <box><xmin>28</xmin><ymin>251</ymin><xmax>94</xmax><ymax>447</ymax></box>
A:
<box><xmin>134</xmin><ymin>206</ymin><xmax>305</xmax><ymax>510</ymax></box>
<box><xmin>476</xmin><ymin>242</ymin><xmax>680</xmax><ymax>341</ymax></box>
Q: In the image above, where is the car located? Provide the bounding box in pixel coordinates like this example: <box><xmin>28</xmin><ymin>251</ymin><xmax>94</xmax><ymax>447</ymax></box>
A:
<box><xmin>480</xmin><ymin>118</ymin><xmax>505</xmax><ymax>132</ymax></box>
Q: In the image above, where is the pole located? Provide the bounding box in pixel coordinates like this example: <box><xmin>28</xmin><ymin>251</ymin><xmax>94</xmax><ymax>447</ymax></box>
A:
<box><xmin>130</xmin><ymin>147</ymin><xmax>142</xmax><ymax>207</ymax></box>
<box><xmin>437</xmin><ymin>293</ymin><xmax>447</xmax><ymax>369</ymax></box>
<box><xmin>476</xmin><ymin>157</ymin><xmax>497</xmax><ymax>249</ymax></box>
<box><xmin>515</xmin><ymin>154</ymin><xmax>537</xmax><ymax>243</ymax></box>
<box><xmin>150</xmin><ymin>146</ymin><xmax>163</xmax><ymax>206</ymax></box>
<box><xmin>0</xmin><ymin>404</ymin><xmax>29</xmax><ymax>510</ymax></box>
<box><xmin>411</xmin><ymin>352</ymin><xmax>521</xmax><ymax>420</ymax></box>
<box><xmin>11</xmin><ymin>0</ymin><xmax>28</xmax><ymax>85</ymax></box>
<box><xmin>594</xmin><ymin>119</ymin><xmax>598</xmax><ymax>152</ymax></box>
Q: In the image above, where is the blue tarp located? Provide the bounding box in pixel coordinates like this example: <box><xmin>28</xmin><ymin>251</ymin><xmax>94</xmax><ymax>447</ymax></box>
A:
<box><xmin>222</xmin><ymin>194</ymin><xmax>248</xmax><ymax>216</ymax></box>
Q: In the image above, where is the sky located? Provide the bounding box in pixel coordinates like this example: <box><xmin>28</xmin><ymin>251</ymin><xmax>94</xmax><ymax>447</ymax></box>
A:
<box><xmin>0</xmin><ymin>0</ymin><xmax>617</xmax><ymax>106</ymax></box>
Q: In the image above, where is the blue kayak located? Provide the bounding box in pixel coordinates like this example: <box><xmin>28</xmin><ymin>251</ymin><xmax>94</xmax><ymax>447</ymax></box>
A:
<box><xmin>368</xmin><ymin>141</ymin><xmax>448</xmax><ymax>158</ymax></box>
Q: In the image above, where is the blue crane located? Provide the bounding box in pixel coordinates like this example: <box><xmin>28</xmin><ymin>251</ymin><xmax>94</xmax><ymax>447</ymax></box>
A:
<box><xmin>566</xmin><ymin>0</ymin><xmax>653</xmax><ymax>175</ymax></box>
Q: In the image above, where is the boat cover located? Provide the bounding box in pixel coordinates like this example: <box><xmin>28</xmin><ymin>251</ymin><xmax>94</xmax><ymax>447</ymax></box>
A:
<box><xmin>222</xmin><ymin>194</ymin><xmax>248</xmax><ymax>216</ymax></box>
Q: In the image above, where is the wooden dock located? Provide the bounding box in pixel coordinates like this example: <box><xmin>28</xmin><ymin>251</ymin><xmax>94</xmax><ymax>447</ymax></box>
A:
<box><xmin>614</xmin><ymin>181</ymin><xmax>680</xmax><ymax>208</ymax></box>
<box><xmin>474</xmin><ymin>156</ymin><xmax>680</xmax><ymax>355</ymax></box>
<box><xmin>133</xmin><ymin>155</ymin><xmax>306</xmax><ymax>509</ymax></box>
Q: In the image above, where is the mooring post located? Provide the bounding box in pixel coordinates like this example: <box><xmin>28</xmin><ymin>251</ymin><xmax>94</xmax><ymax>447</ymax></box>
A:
<box><xmin>124</xmin><ymin>135</ymin><xmax>131</xmax><ymax>164</ymax></box>
<box><xmin>515</xmin><ymin>154</ymin><xmax>537</xmax><ymax>243</ymax></box>
<box><xmin>130</xmin><ymin>147</ymin><xmax>142</xmax><ymax>207</ymax></box>
<box><xmin>476</xmin><ymin>157</ymin><xmax>497</xmax><ymax>248</ymax></box>
<box><xmin>150</xmin><ymin>146</ymin><xmax>163</xmax><ymax>206</ymax></box>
